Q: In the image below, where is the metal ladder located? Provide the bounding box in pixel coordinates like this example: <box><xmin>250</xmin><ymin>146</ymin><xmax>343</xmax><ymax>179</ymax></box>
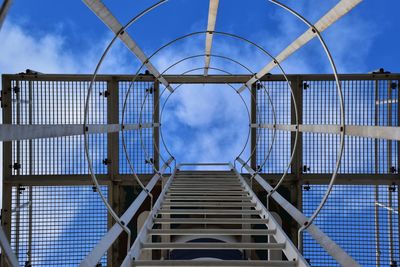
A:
<box><xmin>124</xmin><ymin>167</ymin><xmax>309</xmax><ymax>267</ymax></box>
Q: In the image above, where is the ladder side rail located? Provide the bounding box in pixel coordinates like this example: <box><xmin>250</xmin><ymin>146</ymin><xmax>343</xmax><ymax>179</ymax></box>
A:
<box><xmin>120</xmin><ymin>165</ymin><xmax>178</xmax><ymax>266</ymax></box>
<box><xmin>230</xmin><ymin>164</ymin><xmax>309</xmax><ymax>267</ymax></box>
<box><xmin>80</xmin><ymin>157</ymin><xmax>174</xmax><ymax>267</ymax></box>
<box><xmin>236</xmin><ymin>158</ymin><xmax>361</xmax><ymax>267</ymax></box>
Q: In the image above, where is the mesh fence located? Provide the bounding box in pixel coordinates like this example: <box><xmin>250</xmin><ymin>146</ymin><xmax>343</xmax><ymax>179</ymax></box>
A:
<box><xmin>119</xmin><ymin>80</ymin><xmax>154</xmax><ymax>174</ymax></box>
<box><xmin>256</xmin><ymin>80</ymin><xmax>291</xmax><ymax>173</ymax></box>
<box><xmin>302</xmin><ymin>79</ymin><xmax>399</xmax><ymax>174</ymax></box>
<box><xmin>302</xmin><ymin>184</ymin><xmax>399</xmax><ymax>267</ymax></box>
<box><xmin>10</xmin><ymin>79</ymin><xmax>108</xmax><ymax>175</ymax></box>
<box><xmin>11</xmin><ymin>185</ymin><xmax>108</xmax><ymax>267</ymax></box>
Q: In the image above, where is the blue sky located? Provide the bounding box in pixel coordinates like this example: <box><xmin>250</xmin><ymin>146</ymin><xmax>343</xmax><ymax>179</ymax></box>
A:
<box><xmin>0</xmin><ymin>1</ymin><xmax>400</xmax><ymax>265</ymax></box>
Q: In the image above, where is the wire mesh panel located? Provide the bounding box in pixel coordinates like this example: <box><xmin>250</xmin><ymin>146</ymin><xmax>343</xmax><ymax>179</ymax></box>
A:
<box><xmin>256</xmin><ymin>81</ymin><xmax>291</xmax><ymax>173</ymax></box>
<box><xmin>119</xmin><ymin>80</ymin><xmax>154</xmax><ymax>174</ymax></box>
<box><xmin>9</xmin><ymin>79</ymin><xmax>108</xmax><ymax>175</ymax></box>
<box><xmin>302</xmin><ymin>79</ymin><xmax>399</xmax><ymax>174</ymax></box>
<box><xmin>10</xmin><ymin>185</ymin><xmax>108</xmax><ymax>267</ymax></box>
<box><xmin>302</xmin><ymin>184</ymin><xmax>399</xmax><ymax>267</ymax></box>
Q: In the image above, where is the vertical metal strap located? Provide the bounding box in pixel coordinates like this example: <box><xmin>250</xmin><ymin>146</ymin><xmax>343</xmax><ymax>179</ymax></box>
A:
<box><xmin>153</xmin><ymin>80</ymin><xmax>160</xmax><ymax>171</ymax></box>
<box><xmin>290</xmin><ymin>75</ymin><xmax>303</xmax><ymax>245</ymax></box>
<box><xmin>250</xmin><ymin>84</ymin><xmax>257</xmax><ymax>170</ymax></box>
<box><xmin>1</xmin><ymin>75</ymin><xmax>14</xmax><ymax>267</ymax></box>
<box><xmin>107</xmin><ymin>78</ymin><xmax>120</xmax><ymax>266</ymax></box>
<box><xmin>374</xmin><ymin>80</ymin><xmax>381</xmax><ymax>266</ymax></box>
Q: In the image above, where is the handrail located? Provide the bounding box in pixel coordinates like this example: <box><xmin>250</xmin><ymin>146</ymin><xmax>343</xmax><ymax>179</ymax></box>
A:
<box><xmin>236</xmin><ymin>158</ymin><xmax>361</xmax><ymax>267</ymax></box>
<box><xmin>121</xmin><ymin>165</ymin><xmax>178</xmax><ymax>266</ymax></box>
<box><xmin>0</xmin><ymin>226</ymin><xmax>19</xmax><ymax>267</ymax></box>
<box><xmin>79</xmin><ymin>156</ymin><xmax>174</xmax><ymax>267</ymax></box>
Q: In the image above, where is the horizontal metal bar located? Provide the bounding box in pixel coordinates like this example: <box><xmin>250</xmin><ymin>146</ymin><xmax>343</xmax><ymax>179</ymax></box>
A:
<box><xmin>179</xmin><ymin>162</ymin><xmax>230</xmax><ymax>166</ymax></box>
<box><xmin>169</xmin><ymin>187</ymin><xmax>243</xmax><ymax>191</ymax></box>
<box><xmin>161</xmin><ymin>202</ymin><xmax>254</xmax><ymax>207</ymax></box>
<box><xmin>6</xmin><ymin>173</ymin><xmax>394</xmax><ymax>187</ymax></box>
<box><xmin>174</xmin><ymin>177</ymin><xmax>238</xmax><ymax>180</ymax></box>
<box><xmin>157</xmin><ymin>209</ymin><xmax>259</xmax><ymax>215</ymax></box>
<box><xmin>4</xmin><ymin>73</ymin><xmax>400</xmax><ymax>83</ymax></box>
<box><xmin>0</xmin><ymin>123</ymin><xmax>157</xmax><ymax>141</ymax></box>
<box><xmin>148</xmin><ymin>229</ymin><xmax>275</xmax><ymax>236</ymax></box>
<box><xmin>141</xmin><ymin>242</ymin><xmax>284</xmax><ymax>250</ymax></box>
<box><xmin>172</xmin><ymin>182</ymin><xmax>240</xmax><ymax>185</ymax></box>
<box><xmin>131</xmin><ymin>260</ymin><xmax>297</xmax><ymax>267</ymax></box>
<box><xmin>167</xmin><ymin>191</ymin><xmax>248</xmax><ymax>195</ymax></box>
<box><xmin>376</xmin><ymin>99</ymin><xmax>398</xmax><ymax>105</ymax></box>
<box><xmin>254</xmin><ymin>123</ymin><xmax>400</xmax><ymax>141</ymax></box>
<box><xmin>4</xmin><ymin>174</ymin><xmax>111</xmax><ymax>186</ymax></box>
<box><xmin>164</xmin><ymin>196</ymin><xmax>251</xmax><ymax>201</ymax></box>
<box><xmin>153</xmin><ymin>218</ymin><xmax>269</xmax><ymax>224</ymax></box>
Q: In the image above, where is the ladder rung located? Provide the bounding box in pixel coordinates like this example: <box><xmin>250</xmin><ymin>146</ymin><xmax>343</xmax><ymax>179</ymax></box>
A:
<box><xmin>141</xmin><ymin>242</ymin><xmax>285</xmax><ymax>250</ymax></box>
<box><xmin>153</xmin><ymin>218</ymin><xmax>268</xmax><ymax>224</ymax></box>
<box><xmin>158</xmin><ymin>209</ymin><xmax>259</xmax><ymax>215</ymax></box>
<box><xmin>167</xmin><ymin>191</ymin><xmax>247</xmax><ymax>195</ymax></box>
<box><xmin>174</xmin><ymin>178</ymin><xmax>239</xmax><ymax>181</ymax></box>
<box><xmin>171</xmin><ymin>183</ymin><xmax>241</xmax><ymax>186</ymax></box>
<box><xmin>174</xmin><ymin>178</ymin><xmax>238</xmax><ymax>180</ymax></box>
<box><xmin>148</xmin><ymin>229</ymin><xmax>276</xmax><ymax>236</ymax></box>
<box><xmin>164</xmin><ymin>196</ymin><xmax>251</xmax><ymax>201</ymax></box>
<box><xmin>132</xmin><ymin>260</ymin><xmax>296</xmax><ymax>267</ymax></box>
<box><xmin>169</xmin><ymin>187</ymin><xmax>244</xmax><ymax>191</ymax></box>
<box><xmin>162</xmin><ymin>203</ymin><xmax>254</xmax><ymax>208</ymax></box>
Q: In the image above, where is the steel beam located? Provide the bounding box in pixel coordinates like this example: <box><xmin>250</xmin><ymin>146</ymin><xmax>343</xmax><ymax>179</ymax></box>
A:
<box><xmin>0</xmin><ymin>123</ymin><xmax>157</xmax><ymax>141</ymax></box>
<box><xmin>253</xmin><ymin>124</ymin><xmax>400</xmax><ymax>141</ymax></box>
<box><xmin>204</xmin><ymin>0</ymin><xmax>220</xmax><ymax>76</ymax></box>
<box><xmin>4</xmin><ymin>73</ymin><xmax>400</xmax><ymax>84</ymax></box>
<box><xmin>237</xmin><ymin>0</ymin><xmax>362</xmax><ymax>93</ymax></box>
<box><xmin>83</xmin><ymin>0</ymin><xmax>174</xmax><ymax>93</ymax></box>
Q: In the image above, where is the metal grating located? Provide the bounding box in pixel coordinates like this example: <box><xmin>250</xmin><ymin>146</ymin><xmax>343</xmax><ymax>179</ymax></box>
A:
<box><xmin>119</xmin><ymin>80</ymin><xmax>154</xmax><ymax>174</ymax></box>
<box><xmin>10</xmin><ymin>79</ymin><xmax>108</xmax><ymax>175</ymax></box>
<box><xmin>10</xmin><ymin>185</ymin><xmax>108</xmax><ymax>267</ymax></box>
<box><xmin>302</xmin><ymin>184</ymin><xmax>399</xmax><ymax>267</ymax></box>
<box><xmin>256</xmin><ymin>81</ymin><xmax>291</xmax><ymax>173</ymax></box>
<box><xmin>302</xmin><ymin>80</ymin><xmax>399</xmax><ymax>174</ymax></box>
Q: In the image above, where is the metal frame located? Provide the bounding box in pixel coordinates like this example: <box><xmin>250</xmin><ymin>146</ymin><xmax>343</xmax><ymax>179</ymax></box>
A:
<box><xmin>2</xmin><ymin>72</ymin><xmax>400</xmax><ymax>266</ymax></box>
<box><xmin>204</xmin><ymin>0</ymin><xmax>220</xmax><ymax>76</ymax></box>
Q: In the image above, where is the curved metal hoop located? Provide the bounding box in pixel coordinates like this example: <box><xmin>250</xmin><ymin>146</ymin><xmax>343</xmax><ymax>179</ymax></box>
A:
<box><xmin>140</xmin><ymin>54</ymin><xmax>264</xmax><ymax>167</ymax></box>
<box><xmin>120</xmin><ymin>30</ymin><xmax>297</xmax><ymax>181</ymax></box>
<box><xmin>269</xmin><ymin>0</ymin><xmax>345</xmax><ymax>250</ymax></box>
<box><xmin>83</xmin><ymin>1</ymin><xmax>167</xmax><ymax>252</ymax></box>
